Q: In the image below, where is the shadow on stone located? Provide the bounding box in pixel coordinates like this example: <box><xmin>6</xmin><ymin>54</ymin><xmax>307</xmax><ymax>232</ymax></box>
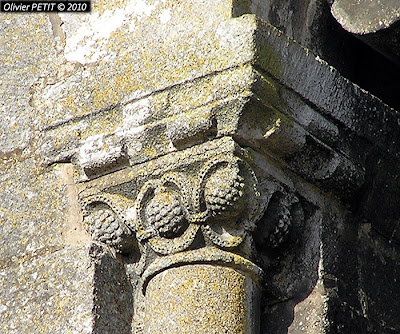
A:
<box><xmin>90</xmin><ymin>244</ymin><xmax>134</xmax><ymax>334</ymax></box>
<box><xmin>254</xmin><ymin>193</ymin><xmax>321</xmax><ymax>333</ymax></box>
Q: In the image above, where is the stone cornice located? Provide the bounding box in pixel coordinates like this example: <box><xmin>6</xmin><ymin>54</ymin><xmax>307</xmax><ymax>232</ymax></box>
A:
<box><xmin>40</xmin><ymin>17</ymin><xmax>400</xmax><ymax>203</ymax></box>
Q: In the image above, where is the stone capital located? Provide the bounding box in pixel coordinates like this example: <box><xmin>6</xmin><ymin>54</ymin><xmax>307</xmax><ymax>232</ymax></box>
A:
<box><xmin>78</xmin><ymin>137</ymin><xmax>278</xmax><ymax>333</ymax></box>
<box><xmin>79</xmin><ymin>137</ymin><xmax>264</xmax><ymax>260</ymax></box>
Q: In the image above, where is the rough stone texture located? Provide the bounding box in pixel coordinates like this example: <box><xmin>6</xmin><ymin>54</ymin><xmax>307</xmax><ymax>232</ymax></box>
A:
<box><xmin>33</xmin><ymin>1</ymin><xmax>255</xmax><ymax>132</ymax></box>
<box><xmin>144</xmin><ymin>264</ymin><xmax>260</xmax><ymax>334</ymax></box>
<box><xmin>288</xmin><ymin>280</ymin><xmax>329</xmax><ymax>334</ymax></box>
<box><xmin>0</xmin><ymin>15</ymin><xmax>59</xmax><ymax>154</ymax></box>
<box><xmin>239</xmin><ymin>0</ymin><xmax>400</xmax><ymax>111</ymax></box>
<box><xmin>331</xmin><ymin>0</ymin><xmax>400</xmax><ymax>65</ymax></box>
<box><xmin>331</xmin><ymin>0</ymin><xmax>400</xmax><ymax>33</ymax></box>
<box><xmin>77</xmin><ymin>135</ymin><xmax>265</xmax><ymax>332</ymax></box>
<box><xmin>0</xmin><ymin>159</ymin><xmax>94</xmax><ymax>333</ymax></box>
<box><xmin>0</xmin><ymin>247</ymin><xmax>94</xmax><ymax>334</ymax></box>
<box><xmin>1</xmin><ymin>1</ymin><xmax>400</xmax><ymax>334</ymax></box>
<box><xmin>233</xmin><ymin>0</ymin><xmax>360</xmax><ymax>80</ymax></box>
<box><xmin>90</xmin><ymin>244</ymin><xmax>135</xmax><ymax>334</ymax></box>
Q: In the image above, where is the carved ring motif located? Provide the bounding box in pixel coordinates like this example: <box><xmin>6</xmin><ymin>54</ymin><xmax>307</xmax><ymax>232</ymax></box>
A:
<box><xmin>81</xmin><ymin>155</ymin><xmax>261</xmax><ymax>256</ymax></box>
<box><xmin>134</xmin><ymin>156</ymin><xmax>261</xmax><ymax>254</ymax></box>
<box><xmin>134</xmin><ymin>176</ymin><xmax>200</xmax><ymax>255</ymax></box>
<box><xmin>81</xmin><ymin>193</ymin><xmax>134</xmax><ymax>252</ymax></box>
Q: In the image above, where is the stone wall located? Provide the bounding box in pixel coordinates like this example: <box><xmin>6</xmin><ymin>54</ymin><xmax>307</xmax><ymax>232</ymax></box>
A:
<box><xmin>1</xmin><ymin>1</ymin><xmax>400</xmax><ymax>333</ymax></box>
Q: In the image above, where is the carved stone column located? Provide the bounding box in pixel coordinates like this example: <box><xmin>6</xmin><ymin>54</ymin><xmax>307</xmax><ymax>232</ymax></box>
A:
<box><xmin>79</xmin><ymin>138</ymin><xmax>267</xmax><ymax>334</ymax></box>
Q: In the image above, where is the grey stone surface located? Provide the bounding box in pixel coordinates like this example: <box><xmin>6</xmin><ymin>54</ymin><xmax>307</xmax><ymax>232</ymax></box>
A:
<box><xmin>0</xmin><ymin>163</ymin><xmax>67</xmax><ymax>266</ymax></box>
<box><xmin>1</xmin><ymin>1</ymin><xmax>400</xmax><ymax>334</ymax></box>
<box><xmin>234</xmin><ymin>0</ymin><xmax>360</xmax><ymax>79</ymax></box>
<box><xmin>237</xmin><ymin>0</ymin><xmax>400</xmax><ymax>111</ymax></box>
<box><xmin>78</xmin><ymin>136</ymin><xmax>265</xmax><ymax>332</ymax></box>
<box><xmin>0</xmin><ymin>15</ymin><xmax>59</xmax><ymax>154</ymax></box>
<box><xmin>331</xmin><ymin>0</ymin><xmax>400</xmax><ymax>65</ymax></box>
<box><xmin>331</xmin><ymin>0</ymin><xmax>400</xmax><ymax>34</ymax></box>
<box><xmin>253</xmin><ymin>18</ymin><xmax>400</xmax><ymax>159</ymax></box>
<box><xmin>0</xmin><ymin>247</ymin><xmax>94</xmax><ymax>334</ymax></box>
<box><xmin>33</xmin><ymin>2</ymin><xmax>255</xmax><ymax>131</ymax></box>
<box><xmin>144</xmin><ymin>264</ymin><xmax>260</xmax><ymax>334</ymax></box>
<box><xmin>90</xmin><ymin>243</ymin><xmax>135</xmax><ymax>334</ymax></box>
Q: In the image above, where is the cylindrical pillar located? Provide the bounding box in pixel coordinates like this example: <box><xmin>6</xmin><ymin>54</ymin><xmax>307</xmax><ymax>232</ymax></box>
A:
<box><xmin>142</xmin><ymin>249</ymin><xmax>261</xmax><ymax>334</ymax></box>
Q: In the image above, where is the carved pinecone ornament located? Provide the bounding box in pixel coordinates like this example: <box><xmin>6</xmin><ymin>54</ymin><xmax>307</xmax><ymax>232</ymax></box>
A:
<box><xmin>268</xmin><ymin>205</ymin><xmax>291</xmax><ymax>247</ymax></box>
<box><xmin>262</xmin><ymin>195</ymin><xmax>292</xmax><ymax>248</ymax></box>
<box><xmin>145</xmin><ymin>191</ymin><xmax>186</xmax><ymax>238</ymax></box>
<box><xmin>204</xmin><ymin>165</ymin><xmax>245</xmax><ymax>218</ymax></box>
<box><xmin>83</xmin><ymin>208</ymin><xmax>129</xmax><ymax>250</ymax></box>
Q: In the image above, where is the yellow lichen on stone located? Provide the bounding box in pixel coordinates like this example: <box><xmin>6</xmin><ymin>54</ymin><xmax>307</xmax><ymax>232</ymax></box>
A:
<box><xmin>144</xmin><ymin>264</ymin><xmax>259</xmax><ymax>334</ymax></box>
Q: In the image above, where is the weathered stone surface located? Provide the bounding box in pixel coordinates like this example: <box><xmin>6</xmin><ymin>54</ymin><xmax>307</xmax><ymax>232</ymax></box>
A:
<box><xmin>34</xmin><ymin>10</ymin><xmax>400</xmax><ymax>205</ymax></box>
<box><xmin>144</xmin><ymin>264</ymin><xmax>260</xmax><ymax>334</ymax></box>
<box><xmin>320</xmin><ymin>219</ymin><xmax>400</xmax><ymax>334</ymax></box>
<box><xmin>252</xmin><ymin>150</ymin><xmax>332</xmax><ymax>334</ymax></box>
<box><xmin>288</xmin><ymin>280</ymin><xmax>329</xmax><ymax>334</ymax></box>
<box><xmin>233</xmin><ymin>0</ymin><xmax>360</xmax><ymax>77</ymax></box>
<box><xmin>331</xmin><ymin>0</ymin><xmax>400</xmax><ymax>65</ymax></box>
<box><xmin>0</xmin><ymin>15</ymin><xmax>60</xmax><ymax>155</ymax></box>
<box><xmin>33</xmin><ymin>1</ymin><xmax>255</xmax><ymax>131</ymax></box>
<box><xmin>41</xmin><ymin>64</ymin><xmax>256</xmax><ymax>168</ymax></box>
<box><xmin>0</xmin><ymin>160</ymin><xmax>93</xmax><ymax>332</ymax></box>
<box><xmin>356</xmin><ymin>225</ymin><xmax>400</xmax><ymax>333</ymax></box>
<box><xmin>1</xmin><ymin>5</ymin><xmax>259</xmax><ymax>333</ymax></box>
<box><xmin>331</xmin><ymin>0</ymin><xmax>400</xmax><ymax>34</ymax></box>
<box><xmin>0</xmin><ymin>247</ymin><xmax>94</xmax><ymax>334</ymax></box>
<box><xmin>0</xmin><ymin>162</ymin><xmax>87</xmax><ymax>268</ymax></box>
<box><xmin>253</xmin><ymin>18</ymin><xmax>400</xmax><ymax>159</ymax></box>
<box><xmin>39</xmin><ymin>14</ymin><xmax>400</xmax><ymax>204</ymax></box>
<box><xmin>2</xmin><ymin>1</ymin><xmax>400</xmax><ymax>334</ymax></box>
<box><xmin>77</xmin><ymin>134</ymin><xmax>265</xmax><ymax>332</ymax></box>
<box><xmin>90</xmin><ymin>244</ymin><xmax>135</xmax><ymax>334</ymax></box>
<box><xmin>237</xmin><ymin>0</ymin><xmax>400</xmax><ymax>111</ymax></box>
